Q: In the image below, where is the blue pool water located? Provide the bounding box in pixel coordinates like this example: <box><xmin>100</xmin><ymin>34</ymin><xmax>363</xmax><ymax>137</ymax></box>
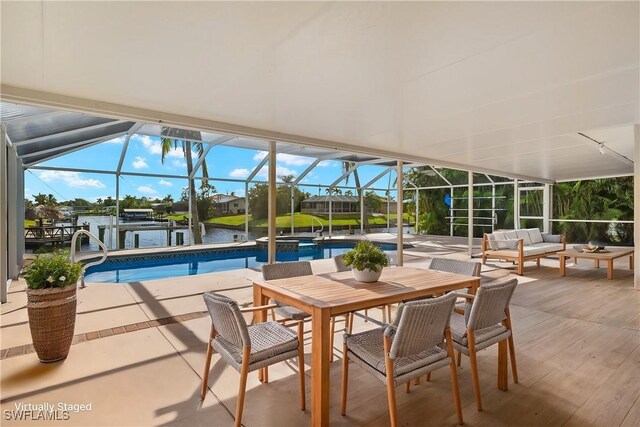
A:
<box><xmin>84</xmin><ymin>241</ymin><xmax>398</xmax><ymax>283</ymax></box>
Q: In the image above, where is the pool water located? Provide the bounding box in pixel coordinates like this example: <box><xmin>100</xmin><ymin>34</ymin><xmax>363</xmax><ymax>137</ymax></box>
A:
<box><xmin>84</xmin><ymin>241</ymin><xmax>398</xmax><ymax>283</ymax></box>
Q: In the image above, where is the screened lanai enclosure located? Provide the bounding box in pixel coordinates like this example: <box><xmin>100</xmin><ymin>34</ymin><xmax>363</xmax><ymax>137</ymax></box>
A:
<box><xmin>1</xmin><ymin>100</ymin><xmax>635</xmax><ymax>299</ymax></box>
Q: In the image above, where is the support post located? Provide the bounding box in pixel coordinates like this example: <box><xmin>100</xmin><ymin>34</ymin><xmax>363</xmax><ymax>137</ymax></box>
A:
<box><xmin>115</xmin><ymin>174</ymin><xmax>120</xmax><ymax>250</ymax></box>
<box><xmin>513</xmin><ymin>179</ymin><xmax>520</xmax><ymax>229</ymax></box>
<box><xmin>328</xmin><ymin>193</ymin><xmax>333</xmax><ymax>237</ymax></box>
<box><xmin>268</xmin><ymin>141</ymin><xmax>276</xmax><ymax>264</ymax></box>
<box><xmin>415</xmin><ymin>187</ymin><xmax>419</xmax><ymax>234</ymax></box>
<box><xmin>291</xmin><ymin>185</ymin><xmax>295</xmax><ymax>235</ymax></box>
<box><xmin>16</xmin><ymin>160</ymin><xmax>24</xmax><ymax>271</ymax></box>
<box><xmin>491</xmin><ymin>184</ymin><xmax>496</xmax><ymax>233</ymax></box>
<box><xmin>188</xmin><ymin>178</ymin><xmax>193</xmax><ymax>245</ymax></box>
<box><xmin>543</xmin><ymin>183</ymin><xmax>552</xmax><ymax>234</ymax></box>
<box><xmin>244</xmin><ymin>181</ymin><xmax>249</xmax><ymax>239</ymax></box>
<box><xmin>634</xmin><ymin>124</ymin><xmax>640</xmax><ymax>289</ymax></box>
<box><xmin>7</xmin><ymin>146</ymin><xmax>18</xmax><ymax>279</ymax></box>
<box><xmin>468</xmin><ymin>171</ymin><xmax>474</xmax><ymax>256</ymax></box>
<box><xmin>1</xmin><ymin>125</ymin><xmax>7</xmax><ymax>303</ymax></box>
<box><xmin>397</xmin><ymin>161</ymin><xmax>404</xmax><ymax>266</ymax></box>
<box><xmin>360</xmin><ymin>191</ymin><xmax>364</xmax><ymax>235</ymax></box>
<box><xmin>450</xmin><ymin>187</ymin><xmax>454</xmax><ymax>237</ymax></box>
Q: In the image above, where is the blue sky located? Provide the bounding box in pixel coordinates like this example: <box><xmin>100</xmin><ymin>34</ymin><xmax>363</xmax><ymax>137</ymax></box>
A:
<box><xmin>25</xmin><ymin>135</ymin><xmax>400</xmax><ymax>203</ymax></box>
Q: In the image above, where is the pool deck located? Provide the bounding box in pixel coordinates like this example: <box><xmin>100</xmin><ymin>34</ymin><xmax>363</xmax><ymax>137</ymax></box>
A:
<box><xmin>2</xmin><ymin>234</ymin><xmax>638</xmax><ymax>426</ymax></box>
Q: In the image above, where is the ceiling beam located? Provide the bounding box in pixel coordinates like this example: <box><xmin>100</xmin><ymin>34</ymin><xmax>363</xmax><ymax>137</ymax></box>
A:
<box><xmin>1</xmin><ymin>85</ymin><xmax>555</xmax><ymax>183</ymax></box>
<box><xmin>292</xmin><ymin>159</ymin><xmax>321</xmax><ymax>185</ymax></box>
<box><xmin>21</xmin><ymin>131</ymin><xmax>129</xmax><ymax>162</ymax></box>
<box><xmin>362</xmin><ymin>167</ymin><xmax>393</xmax><ymax>189</ymax></box>
<box><xmin>116</xmin><ymin>123</ymin><xmax>144</xmax><ymax>175</ymax></box>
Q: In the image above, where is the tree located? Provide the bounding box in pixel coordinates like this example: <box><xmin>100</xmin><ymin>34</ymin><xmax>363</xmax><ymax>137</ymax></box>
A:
<box><xmin>248</xmin><ymin>182</ymin><xmax>308</xmax><ymax>220</ymax></box>
<box><xmin>33</xmin><ymin>193</ymin><xmax>57</xmax><ymax>206</ymax></box>
<box><xmin>160</xmin><ymin>129</ymin><xmax>208</xmax><ymax>244</ymax></box>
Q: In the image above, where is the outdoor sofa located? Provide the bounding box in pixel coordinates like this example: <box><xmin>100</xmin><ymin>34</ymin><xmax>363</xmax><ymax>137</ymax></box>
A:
<box><xmin>482</xmin><ymin>228</ymin><xmax>566</xmax><ymax>275</ymax></box>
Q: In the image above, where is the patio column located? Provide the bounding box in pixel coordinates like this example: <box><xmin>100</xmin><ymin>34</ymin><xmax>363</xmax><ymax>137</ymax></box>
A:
<box><xmin>634</xmin><ymin>124</ymin><xmax>639</xmax><ymax>289</ymax></box>
<box><xmin>543</xmin><ymin>183</ymin><xmax>552</xmax><ymax>234</ymax></box>
<box><xmin>360</xmin><ymin>191</ymin><xmax>364</xmax><ymax>234</ymax></box>
<box><xmin>328</xmin><ymin>193</ymin><xmax>332</xmax><ymax>236</ymax></box>
<box><xmin>468</xmin><ymin>171</ymin><xmax>474</xmax><ymax>256</ymax></box>
<box><xmin>1</xmin><ymin>124</ymin><xmax>7</xmax><ymax>303</ymax></box>
<box><xmin>244</xmin><ymin>181</ymin><xmax>249</xmax><ymax>239</ymax></box>
<box><xmin>513</xmin><ymin>179</ymin><xmax>520</xmax><ymax>229</ymax></box>
<box><xmin>115</xmin><ymin>174</ymin><xmax>120</xmax><ymax>249</ymax></box>
<box><xmin>268</xmin><ymin>141</ymin><xmax>276</xmax><ymax>263</ymax></box>
<box><xmin>290</xmin><ymin>185</ymin><xmax>295</xmax><ymax>235</ymax></box>
<box><xmin>7</xmin><ymin>144</ymin><xmax>18</xmax><ymax>279</ymax></box>
<box><xmin>397</xmin><ymin>161</ymin><xmax>403</xmax><ymax>266</ymax></box>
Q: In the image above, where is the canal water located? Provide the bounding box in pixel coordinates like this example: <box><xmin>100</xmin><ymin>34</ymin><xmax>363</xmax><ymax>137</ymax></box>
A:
<box><xmin>70</xmin><ymin>215</ymin><xmax>414</xmax><ymax>251</ymax></box>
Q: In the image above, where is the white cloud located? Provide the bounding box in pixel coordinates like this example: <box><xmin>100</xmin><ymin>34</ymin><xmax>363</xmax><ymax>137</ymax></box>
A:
<box><xmin>158</xmin><ymin>179</ymin><xmax>173</xmax><ymax>187</ymax></box>
<box><xmin>104</xmin><ymin>136</ymin><xmax>126</xmax><ymax>144</ymax></box>
<box><xmin>172</xmin><ymin>160</ymin><xmax>187</xmax><ymax>168</ymax></box>
<box><xmin>132</xmin><ymin>156</ymin><xmax>149</xmax><ymax>169</ymax></box>
<box><xmin>318</xmin><ymin>160</ymin><xmax>338</xmax><ymax>167</ymax></box>
<box><xmin>132</xmin><ymin>135</ymin><xmax>184</xmax><ymax>159</ymax></box>
<box><xmin>230</xmin><ymin>168</ymin><xmax>251</xmax><ymax>178</ymax></box>
<box><xmin>256</xmin><ymin>165</ymin><xmax>297</xmax><ymax>180</ymax></box>
<box><xmin>137</xmin><ymin>185</ymin><xmax>158</xmax><ymax>195</ymax></box>
<box><xmin>253</xmin><ymin>151</ymin><xmax>268</xmax><ymax>162</ymax></box>
<box><xmin>39</xmin><ymin>171</ymin><xmax>106</xmax><ymax>189</ymax></box>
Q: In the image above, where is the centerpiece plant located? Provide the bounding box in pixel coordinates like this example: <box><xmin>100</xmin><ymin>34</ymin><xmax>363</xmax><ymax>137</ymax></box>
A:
<box><xmin>23</xmin><ymin>251</ymin><xmax>83</xmax><ymax>362</ymax></box>
<box><xmin>342</xmin><ymin>241</ymin><xmax>389</xmax><ymax>282</ymax></box>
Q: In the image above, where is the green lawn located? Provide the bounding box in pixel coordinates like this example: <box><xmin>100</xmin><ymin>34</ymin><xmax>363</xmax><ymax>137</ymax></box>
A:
<box><xmin>205</xmin><ymin>213</ymin><xmax>411</xmax><ymax>228</ymax></box>
<box><xmin>24</xmin><ymin>219</ymin><xmax>37</xmax><ymax>227</ymax></box>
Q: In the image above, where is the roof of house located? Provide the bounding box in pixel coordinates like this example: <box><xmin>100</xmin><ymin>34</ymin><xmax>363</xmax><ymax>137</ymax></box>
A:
<box><xmin>303</xmin><ymin>195</ymin><xmax>359</xmax><ymax>203</ymax></box>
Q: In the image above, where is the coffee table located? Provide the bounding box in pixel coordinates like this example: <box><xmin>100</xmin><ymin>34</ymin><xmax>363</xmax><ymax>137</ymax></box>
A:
<box><xmin>558</xmin><ymin>247</ymin><xmax>634</xmax><ymax>280</ymax></box>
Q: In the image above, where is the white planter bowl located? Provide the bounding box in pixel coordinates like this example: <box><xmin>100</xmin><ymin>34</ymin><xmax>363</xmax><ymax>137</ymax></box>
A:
<box><xmin>353</xmin><ymin>267</ymin><xmax>383</xmax><ymax>283</ymax></box>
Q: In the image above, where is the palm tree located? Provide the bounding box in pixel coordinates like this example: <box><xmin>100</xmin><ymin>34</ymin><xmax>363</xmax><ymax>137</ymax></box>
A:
<box><xmin>33</xmin><ymin>193</ymin><xmax>57</xmax><ymax>206</ymax></box>
<box><xmin>343</xmin><ymin>162</ymin><xmax>369</xmax><ymax>231</ymax></box>
<box><xmin>160</xmin><ymin>128</ymin><xmax>208</xmax><ymax>244</ymax></box>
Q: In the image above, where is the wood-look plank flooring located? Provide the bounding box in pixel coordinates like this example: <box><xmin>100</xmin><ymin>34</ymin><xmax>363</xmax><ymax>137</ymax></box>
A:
<box><xmin>236</xmin><ymin>259</ymin><xmax>639</xmax><ymax>426</ymax></box>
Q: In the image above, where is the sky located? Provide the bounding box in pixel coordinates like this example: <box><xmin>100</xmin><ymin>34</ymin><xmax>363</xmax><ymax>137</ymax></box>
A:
<box><xmin>24</xmin><ymin>134</ymin><xmax>405</xmax><ymax>204</ymax></box>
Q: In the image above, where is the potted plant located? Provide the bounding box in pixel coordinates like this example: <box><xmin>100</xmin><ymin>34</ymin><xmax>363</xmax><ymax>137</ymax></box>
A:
<box><xmin>342</xmin><ymin>241</ymin><xmax>389</xmax><ymax>282</ymax></box>
<box><xmin>23</xmin><ymin>251</ymin><xmax>82</xmax><ymax>362</ymax></box>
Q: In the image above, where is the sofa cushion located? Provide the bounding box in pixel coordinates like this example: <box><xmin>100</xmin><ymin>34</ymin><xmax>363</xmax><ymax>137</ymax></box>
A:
<box><xmin>534</xmin><ymin>242</ymin><xmax>564</xmax><ymax>252</ymax></box>
<box><xmin>527</xmin><ymin>228</ymin><xmax>544</xmax><ymax>244</ymax></box>
<box><xmin>504</xmin><ymin>230</ymin><xmax>518</xmax><ymax>240</ymax></box>
<box><xmin>522</xmin><ymin>246</ymin><xmax>547</xmax><ymax>256</ymax></box>
<box><xmin>515</xmin><ymin>230</ymin><xmax>532</xmax><ymax>245</ymax></box>
<box><xmin>542</xmin><ymin>233</ymin><xmax>562</xmax><ymax>243</ymax></box>
<box><xmin>493</xmin><ymin>231</ymin><xmax>506</xmax><ymax>241</ymax></box>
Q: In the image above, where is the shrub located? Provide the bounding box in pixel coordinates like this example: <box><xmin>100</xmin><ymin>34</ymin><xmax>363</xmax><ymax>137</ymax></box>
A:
<box><xmin>342</xmin><ymin>241</ymin><xmax>389</xmax><ymax>273</ymax></box>
<box><xmin>23</xmin><ymin>251</ymin><xmax>82</xmax><ymax>290</ymax></box>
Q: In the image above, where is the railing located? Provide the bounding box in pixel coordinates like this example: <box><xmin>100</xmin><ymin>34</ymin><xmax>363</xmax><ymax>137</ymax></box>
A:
<box><xmin>310</xmin><ymin>216</ymin><xmax>324</xmax><ymax>235</ymax></box>
<box><xmin>24</xmin><ymin>224</ymin><xmax>90</xmax><ymax>242</ymax></box>
<box><xmin>70</xmin><ymin>229</ymin><xmax>108</xmax><ymax>288</ymax></box>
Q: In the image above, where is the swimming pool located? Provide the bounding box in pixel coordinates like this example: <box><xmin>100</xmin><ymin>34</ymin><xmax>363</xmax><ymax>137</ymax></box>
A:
<box><xmin>83</xmin><ymin>240</ymin><xmax>399</xmax><ymax>283</ymax></box>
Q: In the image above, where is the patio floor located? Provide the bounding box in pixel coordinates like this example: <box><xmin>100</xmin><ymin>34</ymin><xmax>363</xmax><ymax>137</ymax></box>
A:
<box><xmin>1</xmin><ymin>235</ymin><xmax>638</xmax><ymax>426</ymax></box>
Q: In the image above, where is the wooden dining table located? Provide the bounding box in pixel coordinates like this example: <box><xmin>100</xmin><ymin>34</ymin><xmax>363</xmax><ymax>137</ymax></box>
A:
<box><xmin>252</xmin><ymin>266</ymin><xmax>481</xmax><ymax>427</ymax></box>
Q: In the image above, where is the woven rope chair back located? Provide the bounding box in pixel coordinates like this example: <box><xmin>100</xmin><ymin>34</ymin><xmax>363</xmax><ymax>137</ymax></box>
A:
<box><xmin>467</xmin><ymin>278</ymin><xmax>518</xmax><ymax>331</ymax></box>
<box><xmin>203</xmin><ymin>292</ymin><xmax>250</xmax><ymax>349</ymax></box>
<box><xmin>385</xmin><ymin>292</ymin><xmax>457</xmax><ymax>359</ymax></box>
<box><xmin>428</xmin><ymin>257</ymin><xmax>481</xmax><ymax>277</ymax></box>
<box><xmin>261</xmin><ymin>261</ymin><xmax>313</xmax><ymax>280</ymax></box>
<box><xmin>333</xmin><ymin>255</ymin><xmax>351</xmax><ymax>272</ymax></box>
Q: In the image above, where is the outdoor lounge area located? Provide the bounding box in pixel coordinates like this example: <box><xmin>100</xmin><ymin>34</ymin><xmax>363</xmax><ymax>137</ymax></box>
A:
<box><xmin>1</xmin><ymin>2</ymin><xmax>639</xmax><ymax>427</ymax></box>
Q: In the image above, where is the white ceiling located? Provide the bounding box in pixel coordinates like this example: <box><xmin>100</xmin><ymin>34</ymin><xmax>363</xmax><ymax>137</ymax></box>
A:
<box><xmin>1</xmin><ymin>1</ymin><xmax>638</xmax><ymax>182</ymax></box>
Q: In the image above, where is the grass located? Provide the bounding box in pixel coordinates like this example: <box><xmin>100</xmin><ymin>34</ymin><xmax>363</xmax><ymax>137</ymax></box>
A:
<box><xmin>205</xmin><ymin>213</ymin><xmax>411</xmax><ymax>228</ymax></box>
<box><xmin>24</xmin><ymin>220</ymin><xmax>37</xmax><ymax>227</ymax></box>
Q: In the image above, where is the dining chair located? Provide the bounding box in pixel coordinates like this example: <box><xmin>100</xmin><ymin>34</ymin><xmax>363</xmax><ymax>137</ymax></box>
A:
<box><xmin>429</xmin><ymin>257</ymin><xmax>481</xmax><ymax>277</ymax></box>
<box><xmin>200</xmin><ymin>292</ymin><xmax>305</xmax><ymax>427</ymax></box>
<box><xmin>449</xmin><ymin>277</ymin><xmax>518</xmax><ymax>411</ymax></box>
<box><xmin>261</xmin><ymin>261</ymin><xmax>343</xmax><ymax>363</ymax></box>
<box><xmin>341</xmin><ymin>293</ymin><xmax>463</xmax><ymax>427</ymax></box>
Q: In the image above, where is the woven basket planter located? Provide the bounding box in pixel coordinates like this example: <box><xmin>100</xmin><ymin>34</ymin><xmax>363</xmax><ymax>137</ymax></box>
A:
<box><xmin>27</xmin><ymin>283</ymin><xmax>78</xmax><ymax>363</ymax></box>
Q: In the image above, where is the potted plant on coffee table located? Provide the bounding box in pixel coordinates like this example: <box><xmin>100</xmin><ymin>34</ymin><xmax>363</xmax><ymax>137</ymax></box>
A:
<box><xmin>23</xmin><ymin>251</ymin><xmax>82</xmax><ymax>363</ymax></box>
<box><xmin>342</xmin><ymin>240</ymin><xmax>389</xmax><ymax>283</ymax></box>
